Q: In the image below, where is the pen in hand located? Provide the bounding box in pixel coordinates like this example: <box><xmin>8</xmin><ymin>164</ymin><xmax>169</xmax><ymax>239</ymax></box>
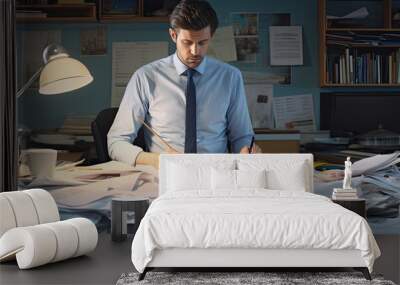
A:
<box><xmin>249</xmin><ymin>136</ymin><xmax>255</xmax><ymax>154</ymax></box>
<box><xmin>138</xmin><ymin>118</ymin><xmax>179</xmax><ymax>153</ymax></box>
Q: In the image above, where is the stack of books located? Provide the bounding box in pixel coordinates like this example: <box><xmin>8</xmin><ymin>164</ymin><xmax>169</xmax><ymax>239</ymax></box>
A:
<box><xmin>332</xmin><ymin>188</ymin><xmax>358</xmax><ymax>200</ymax></box>
<box><xmin>58</xmin><ymin>115</ymin><xmax>95</xmax><ymax>135</ymax></box>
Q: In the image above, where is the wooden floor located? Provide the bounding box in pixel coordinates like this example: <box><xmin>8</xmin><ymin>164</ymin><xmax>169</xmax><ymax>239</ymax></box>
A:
<box><xmin>1</xmin><ymin>233</ymin><xmax>399</xmax><ymax>285</ymax></box>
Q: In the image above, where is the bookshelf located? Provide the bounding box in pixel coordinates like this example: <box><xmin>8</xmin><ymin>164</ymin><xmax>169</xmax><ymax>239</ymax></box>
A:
<box><xmin>319</xmin><ymin>0</ymin><xmax>400</xmax><ymax>87</ymax></box>
<box><xmin>16</xmin><ymin>1</ymin><xmax>175</xmax><ymax>23</ymax></box>
<box><xmin>98</xmin><ymin>0</ymin><xmax>172</xmax><ymax>23</ymax></box>
<box><xmin>16</xmin><ymin>4</ymin><xmax>97</xmax><ymax>23</ymax></box>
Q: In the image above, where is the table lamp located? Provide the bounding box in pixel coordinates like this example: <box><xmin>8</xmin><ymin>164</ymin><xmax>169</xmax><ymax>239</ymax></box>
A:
<box><xmin>17</xmin><ymin>43</ymin><xmax>93</xmax><ymax>97</ymax></box>
<box><xmin>16</xmin><ymin>43</ymin><xmax>94</xmax><ymax>160</ymax></box>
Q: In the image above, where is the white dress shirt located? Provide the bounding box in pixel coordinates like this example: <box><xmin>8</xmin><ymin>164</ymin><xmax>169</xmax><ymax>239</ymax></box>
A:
<box><xmin>107</xmin><ymin>53</ymin><xmax>254</xmax><ymax>165</ymax></box>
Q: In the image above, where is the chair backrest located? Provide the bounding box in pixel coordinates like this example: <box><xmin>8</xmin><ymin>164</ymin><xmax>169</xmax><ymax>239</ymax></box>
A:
<box><xmin>91</xmin><ymin>108</ymin><xmax>146</xmax><ymax>163</ymax></box>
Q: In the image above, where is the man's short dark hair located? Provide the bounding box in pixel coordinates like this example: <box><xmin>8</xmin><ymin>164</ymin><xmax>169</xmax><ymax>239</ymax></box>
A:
<box><xmin>170</xmin><ymin>0</ymin><xmax>219</xmax><ymax>35</ymax></box>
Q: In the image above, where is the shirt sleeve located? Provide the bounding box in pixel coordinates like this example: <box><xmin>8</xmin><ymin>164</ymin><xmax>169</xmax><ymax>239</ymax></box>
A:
<box><xmin>107</xmin><ymin>71</ymin><xmax>148</xmax><ymax>166</ymax></box>
<box><xmin>226</xmin><ymin>69</ymin><xmax>254</xmax><ymax>153</ymax></box>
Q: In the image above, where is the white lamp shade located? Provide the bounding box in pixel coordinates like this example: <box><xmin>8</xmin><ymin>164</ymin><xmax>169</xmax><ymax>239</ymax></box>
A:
<box><xmin>39</xmin><ymin>56</ymin><xmax>93</xmax><ymax>95</ymax></box>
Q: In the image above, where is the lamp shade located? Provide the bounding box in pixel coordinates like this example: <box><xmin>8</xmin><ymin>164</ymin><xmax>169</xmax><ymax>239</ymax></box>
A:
<box><xmin>39</xmin><ymin>55</ymin><xmax>93</xmax><ymax>95</ymax></box>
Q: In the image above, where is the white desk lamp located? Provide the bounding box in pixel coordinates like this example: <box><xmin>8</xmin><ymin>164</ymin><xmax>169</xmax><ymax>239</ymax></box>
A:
<box><xmin>16</xmin><ymin>43</ymin><xmax>94</xmax><ymax>156</ymax></box>
<box><xmin>17</xmin><ymin>43</ymin><xmax>93</xmax><ymax>98</ymax></box>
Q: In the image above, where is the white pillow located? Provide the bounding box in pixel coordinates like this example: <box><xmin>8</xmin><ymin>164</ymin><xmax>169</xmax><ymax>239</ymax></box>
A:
<box><xmin>236</xmin><ymin>169</ymin><xmax>267</xmax><ymax>189</ymax></box>
<box><xmin>238</xmin><ymin>159</ymin><xmax>308</xmax><ymax>191</ymax></box>
<box><xmin>167</xmin><ymin>162</ymin><xmax>211</xmax><ymax>191</ymax></box>
<box><xmin>167</xmin><ymin>160</ymin><xmax>236</xmax><ymax>192</ymax></box>
<box><xmin>211</xmin><ymin>168</ymin><xmax>236</xmax><ymax>190</ymax></box>
<box><xmin>211</xmin><ymin>168</ymin><xmax>267</xmax><ymax>190</ymax></box>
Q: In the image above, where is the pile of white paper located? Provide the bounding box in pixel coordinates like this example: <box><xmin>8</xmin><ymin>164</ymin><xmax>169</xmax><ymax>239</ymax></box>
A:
<box><xmin>352</xmin><ymin>152</ymin><xmax>400</xmax><ymax>177</ymax></box>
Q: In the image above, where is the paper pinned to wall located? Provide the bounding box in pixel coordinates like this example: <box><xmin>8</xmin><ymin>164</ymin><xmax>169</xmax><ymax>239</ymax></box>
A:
<box><xmin>244</xmin><ymin>84</ymin><xmax>274</xmax><ymax>129</ymax></box>
<box><xmin>269</xmin><ymin>26</ymin><xmax>303</xmax><ymax>66</ymax></box>
<box><xmin>111</xmin><ymin>42</ymin><xmax>169</xmax><ymax>107</ymax></box>
<box><xmin>273</xmin><ymin>94</ymin><xmax>315</xmax><ymax>132</ymax></box>
<box><xmin>208</xmin><ymin>26</ymin><xmax>237</xmax><ymax>62</ymax></box>
<box><xmin>80</xmin><ymin>27</ymin><xmax>107</xmax><ymax>55</ymax></box>
<box><xmin>20</xmin><ymin>30</ymin><xmax>62</xmax><ymax>88</ymax></box>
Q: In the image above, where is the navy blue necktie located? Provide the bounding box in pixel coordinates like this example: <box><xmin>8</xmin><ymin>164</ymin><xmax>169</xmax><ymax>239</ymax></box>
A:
<box><xmin>184</xmin><ymin>69</ymin><xmax>197</xmax><ymax>153</ymax></box>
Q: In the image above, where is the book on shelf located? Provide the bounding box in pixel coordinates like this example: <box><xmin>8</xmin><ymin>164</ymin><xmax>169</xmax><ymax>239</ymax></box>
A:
<box><xmin>326</xmin><ymin>48</ymin><xmax>400</xmax><ymax>84</ymax></box>
<box><xmin>326</xmin><ymin>33</ymin><xmax>400</xmax><ymax>47</ymax></box>
<box><xmin>16</xmin><ymin>10</ymin><xmax>47</xmax><ymax>18</ymax></box>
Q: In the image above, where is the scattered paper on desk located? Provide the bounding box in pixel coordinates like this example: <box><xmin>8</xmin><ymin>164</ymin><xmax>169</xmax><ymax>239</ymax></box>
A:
<box><xmin>20</xmin><ymin>30</ymin><xmax>61</xmax><ymax>88</ymax></box>
<box><xmin>111</xmin><ymin>42</ymin><xmax>169</xmax><ymax>107</ymax></box>
<box><xmin>26</xmin><ymin>176</ymin><xmax>86</xmax><ymax>188</ymax></box>
<box><xmin>50</xmin><ymin>172</ymin><xmax>158</xmax><ymax>207</ymax></box>
<box><xmin>327</xmin><ymin>7</ymin><xmax>369</xmax><ymax>20</ymax></box>
<box><xmin>244</xmin><ymin>84</ymin><xmax>274</xmax><ymax>129</ymax></box>
<box><xmin>273</xmin><ymin>94</ymin><xmax>315</xmax><ymax>132</ymax></box>
<box><xmin>208</xmin><ymin>26</ymin><xmax>237</xmax><ymax>62</ymax></box>
<box><xmin>269</xmin><ymin>26</ymin><xmax>303</xmax><ymax>66</ymax></box>
<box><xmin>351</xmin><ymin>152</ymin><xmax>400</xmax><ymax>176</ymax></box>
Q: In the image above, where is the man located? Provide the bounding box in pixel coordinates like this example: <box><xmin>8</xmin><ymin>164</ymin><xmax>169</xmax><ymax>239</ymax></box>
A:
<box><xmin>108</xmin><ymin>0</ymin><xmax>255</xmax><ymax>169</ymax></box>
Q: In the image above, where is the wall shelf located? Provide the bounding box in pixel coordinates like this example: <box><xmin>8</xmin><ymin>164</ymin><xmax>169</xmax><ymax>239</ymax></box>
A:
<box><xmin>16</xmin><ymin>1</ymin><xmax>174</xmax><ymax>24</ymax></box>
<box><xmin>98</xmin><ymin>0</ymin><xmax>172</xmax><ymax>23</ymax></box>
<box><xmin>319</xmin><ymin>0</ymin><xmax>400</xmax><ymax>87</ymax></box>
<box><xmin>16</xmin><ymin>4</ymin><xmax>97</xmax><ymax>23</ymax></box>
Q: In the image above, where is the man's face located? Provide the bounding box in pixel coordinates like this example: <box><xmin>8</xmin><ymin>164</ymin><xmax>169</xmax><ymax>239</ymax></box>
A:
<box><xmin>169</xmin><ymin>26</ymin><xmax>212</xmax><ymax>69</ymax></box>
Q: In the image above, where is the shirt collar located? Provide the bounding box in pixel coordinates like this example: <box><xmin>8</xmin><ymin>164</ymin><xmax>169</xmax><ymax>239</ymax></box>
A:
<box><xmin>173</xmin><ymin>52</ymin><xmax>206</xmax><ymax>75</ymax></box>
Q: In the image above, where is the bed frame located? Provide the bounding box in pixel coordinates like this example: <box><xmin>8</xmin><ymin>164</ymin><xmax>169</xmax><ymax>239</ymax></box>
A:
<box><xmin>138</xmin><ymin>154</ymin><xmax>372</xmax><ymax>281</ymax></box>
<box><xmin>139</xmin><ymin>248</ymin><xmax>371</xmax><ymax>280</ymax></box>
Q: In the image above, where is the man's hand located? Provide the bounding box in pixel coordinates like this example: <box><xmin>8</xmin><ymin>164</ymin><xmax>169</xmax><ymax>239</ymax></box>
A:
<box><xmin>136</xmin><ymin>152</ymin><xmax>161</xmax><ymax>169</ymax></box>
<box><xmin>239</xmin><ymin>143</ymin><xmax>262</xmax><ymax>154</ymax></box>
<box><xmin>136</xmin><ymin>147</ymin><xmax>181</xmax><ymax>169</ymax></box>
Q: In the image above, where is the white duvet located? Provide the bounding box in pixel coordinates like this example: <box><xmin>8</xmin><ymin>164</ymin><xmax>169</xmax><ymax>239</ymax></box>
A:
<box><xmin>131</xmin><ymin>190</ymin><xmax>380</xmax><ymax>273</ymax></box>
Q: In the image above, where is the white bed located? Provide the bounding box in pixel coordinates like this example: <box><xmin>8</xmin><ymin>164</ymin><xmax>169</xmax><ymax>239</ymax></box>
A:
<box><xmin>131</xmin><ymin>154</ymin><xmax>380</xmax><ymax>280</ymax></box>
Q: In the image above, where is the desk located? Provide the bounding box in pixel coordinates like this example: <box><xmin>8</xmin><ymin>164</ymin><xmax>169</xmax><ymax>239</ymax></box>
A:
<box><xmin>254</xmin><ymin>129</ymin><xmax>300</xmax><ymax>153</ymax></box>
<box><xmin>18</xmin><ymin>161</ymin><xmax>158</xmax><ymax>232</ymax></box>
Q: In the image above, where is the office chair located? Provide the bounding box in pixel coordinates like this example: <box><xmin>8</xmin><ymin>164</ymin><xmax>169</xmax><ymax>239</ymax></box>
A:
<box><xmin>91</xmin><ymin>107</ymin><xmax>146</xmax><ymax>163</ymax></box>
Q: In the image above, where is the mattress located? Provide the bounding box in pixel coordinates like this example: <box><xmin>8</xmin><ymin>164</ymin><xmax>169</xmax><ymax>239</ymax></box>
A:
<box><xmin>131</xmin><ymin>190</ymin><xmax>380</xmax><ymax>273</ymax></box>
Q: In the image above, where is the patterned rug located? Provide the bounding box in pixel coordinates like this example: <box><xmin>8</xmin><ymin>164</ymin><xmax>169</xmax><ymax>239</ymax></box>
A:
<box><xmin>116</xmin><ymin>271</ymin><xmax>396</xmax><ymax>285</ymax></box>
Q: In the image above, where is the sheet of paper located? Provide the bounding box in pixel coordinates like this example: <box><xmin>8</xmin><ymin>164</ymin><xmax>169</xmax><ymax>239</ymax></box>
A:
<box><xmin>231</xmin><ymin>12</ymin><xmax>259</xmax><ymax>63</ymax></box>
<box><xmin>111</xmin><ymin>42</ymin><xmax>169</xmax><ymax>107</ymax></box>
<box><xmin>20</xmin><ymin>30</ymin><xmax>61</xmax><ymax>88</ymax></box>
<box><xmin>50</xmin><ymin>172</ymin><xmax>158</xmax><ymax>207</ymax></box>
<box><xmin>269</xmin><ymin>26</ymin><xmax>303</xmax><ymax>66</ymax></box>
<box><xmin>351</xmin><ymin>152</ymin><xmax>400</xmax><ymax>176</ymax></box>
<box><xmin>327</xmin><ymin>7</ymin><xmax>369</xmax><ymax>20</ymax></box>
<box><xmin>80</xmin><ymin>27</ymin><xmax>107</xmax><ymax>55</ymax></box>
<box><xmin>244</xmin><ymin>84</ymin><xmax>274</xmax><ymax>129</ymax></box>
<box><xmin>208</xmin><ymin>26</ymin><xmax>237</xmax><ymax>62</ymax></box>
<box><xmin>273</xmin><ymin>94</ymin><xmax>315</xmax><ymax>132</ymax></box>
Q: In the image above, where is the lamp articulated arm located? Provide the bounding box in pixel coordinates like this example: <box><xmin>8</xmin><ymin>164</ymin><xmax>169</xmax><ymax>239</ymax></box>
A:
<box><xmin>16</xmin><ymin>66</ymin><xmax>43</xmax><ymax>99</ymax></box>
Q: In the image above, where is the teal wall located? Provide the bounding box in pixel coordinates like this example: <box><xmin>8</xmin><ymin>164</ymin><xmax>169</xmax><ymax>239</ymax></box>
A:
<box><xmin>17</xmin><ymin>0</ymin><xmax>321</xmax><ymax>130</ymax></box>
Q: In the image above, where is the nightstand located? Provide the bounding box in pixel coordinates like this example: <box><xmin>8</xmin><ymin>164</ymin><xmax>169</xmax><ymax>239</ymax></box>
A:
<box><xmin>332</xmin><ymin>198</ymin><xmax>366</xmax><ymax>218</ymax></box>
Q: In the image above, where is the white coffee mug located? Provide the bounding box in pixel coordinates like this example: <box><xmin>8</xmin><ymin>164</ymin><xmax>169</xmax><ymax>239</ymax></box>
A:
<box><xmin>24</xmin><ymin>149</ymin><xmax>57</xmax><ymax>178</ymax></box>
